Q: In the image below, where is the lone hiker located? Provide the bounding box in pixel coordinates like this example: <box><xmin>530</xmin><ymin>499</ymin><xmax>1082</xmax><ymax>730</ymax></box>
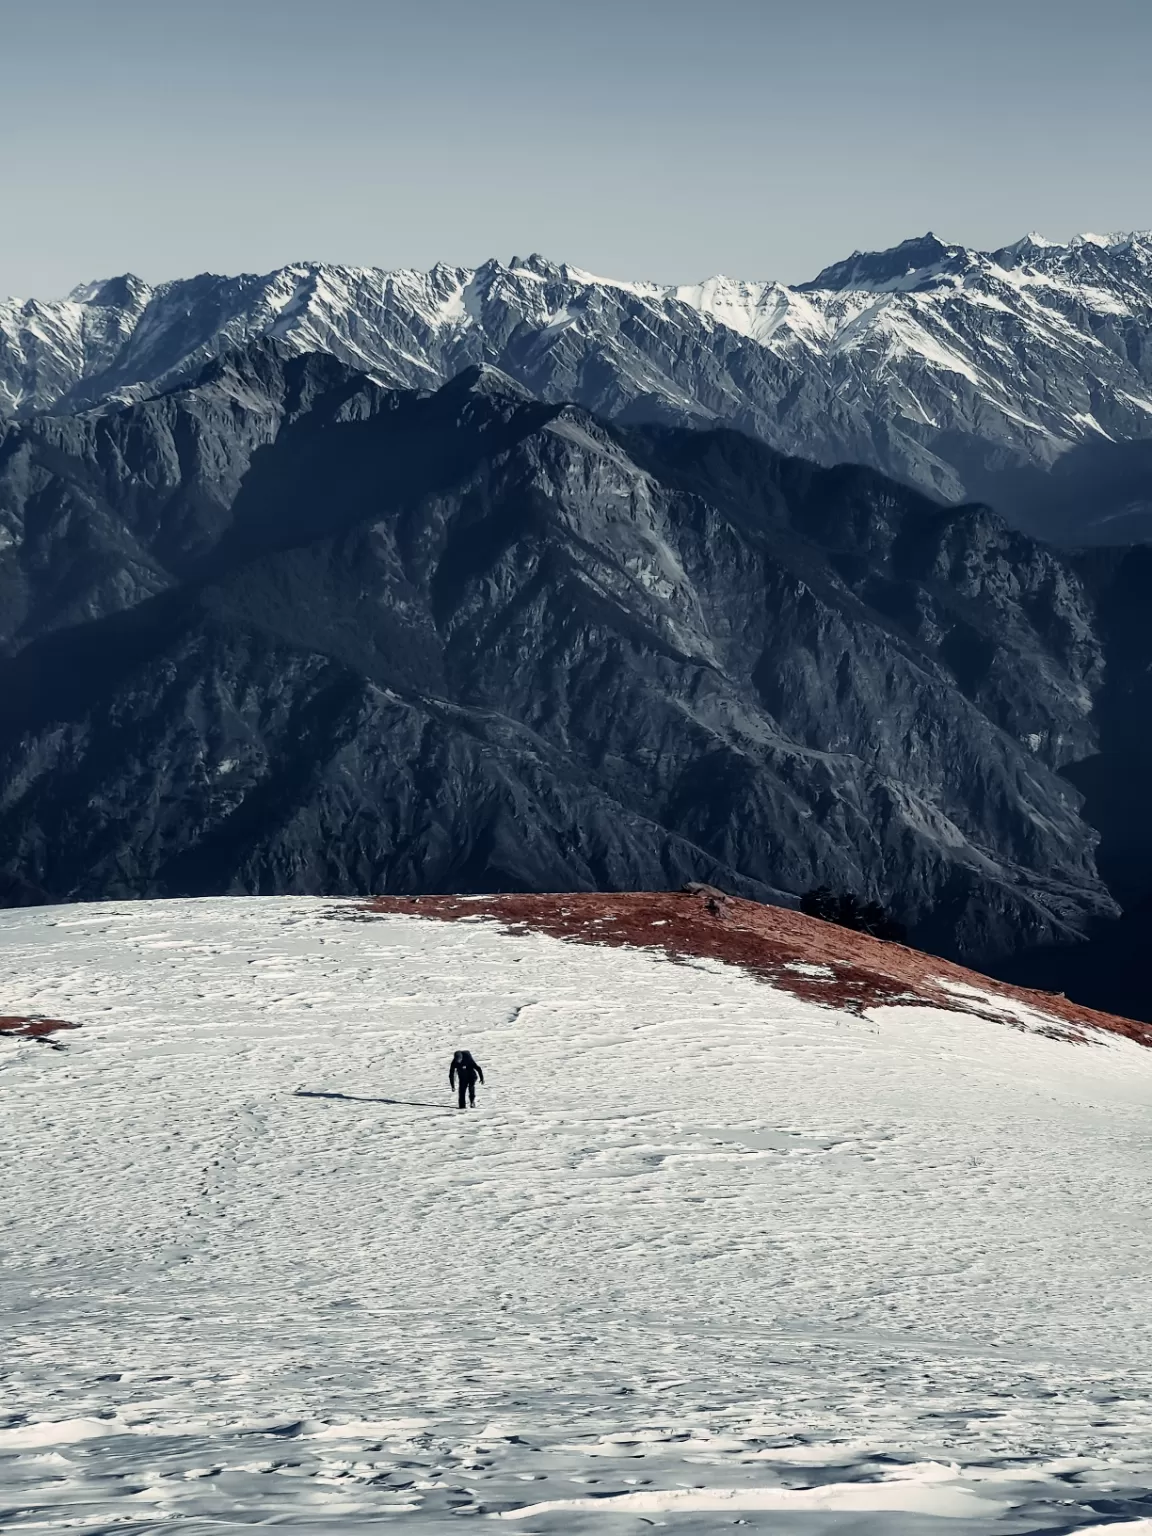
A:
<box><xmin>449</xmin><ymin>1049</ymin><xmax>484</xmax><ymax>1110</ymax></box>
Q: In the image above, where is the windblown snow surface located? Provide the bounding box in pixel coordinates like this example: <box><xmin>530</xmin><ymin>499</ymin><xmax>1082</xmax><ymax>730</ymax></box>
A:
<box><xmin>2</xmin><ymin>897</ymin><xmax>1152</xmax><ymax>1534</ymax></box>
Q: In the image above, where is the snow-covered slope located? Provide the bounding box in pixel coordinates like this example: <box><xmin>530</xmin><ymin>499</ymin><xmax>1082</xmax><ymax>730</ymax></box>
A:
<box><xmin>3</xmin><ymin>895</ymin><xmax>1152</xmax><ymax>1531</ymax></box>
<box><xmin>4</xmin><ymin>234</ymin><xmax>1152</xmax><ymax>539</ymax></box>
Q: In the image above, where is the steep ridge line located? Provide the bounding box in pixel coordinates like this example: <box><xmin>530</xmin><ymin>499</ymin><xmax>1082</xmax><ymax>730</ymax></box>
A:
<box><xmin>349</xmin><ymin>889</ymin><xmax>1152</xmax><ymax>1048</ymax></box>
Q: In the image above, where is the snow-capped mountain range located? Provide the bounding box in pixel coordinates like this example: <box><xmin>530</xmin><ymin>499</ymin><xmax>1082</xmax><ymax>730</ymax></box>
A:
<box><xmin>4</xmin><ymin>231</ymin><xmax>1152</xmax><ymax>543</ymax></box>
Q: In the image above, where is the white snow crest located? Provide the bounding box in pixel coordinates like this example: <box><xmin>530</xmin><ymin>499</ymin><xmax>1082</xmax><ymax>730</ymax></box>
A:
<box><xmin>6</xmin><ymin>238</ymin><xmax>1152</xmax><ymax>441</ymax></box>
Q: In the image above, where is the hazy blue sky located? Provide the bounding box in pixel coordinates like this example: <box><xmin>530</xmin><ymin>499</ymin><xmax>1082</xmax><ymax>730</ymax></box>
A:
<box><xmin>3</xmin><ymin>0</ymin><xmax>1149</xmax><ymax>297</ymax></box>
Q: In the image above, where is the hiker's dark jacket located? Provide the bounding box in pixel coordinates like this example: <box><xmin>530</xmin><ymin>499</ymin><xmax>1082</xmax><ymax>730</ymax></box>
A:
<box><xmin>449</xmin><ymin>1052</ymin><xmax>484</xmax><ymax>1089</ymax></box>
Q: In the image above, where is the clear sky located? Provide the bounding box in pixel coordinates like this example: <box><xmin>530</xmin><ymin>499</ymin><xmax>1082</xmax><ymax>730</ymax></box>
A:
<box><xmin>3</xmin><ymin>0</ymin><xmax>1149</xmax><ymax>298</ymax></box>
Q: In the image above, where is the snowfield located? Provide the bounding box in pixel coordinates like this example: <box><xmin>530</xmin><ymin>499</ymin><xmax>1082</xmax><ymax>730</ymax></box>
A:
<box><xmin>2</xmin><ymin>896</ymin><xmax>1152</xmax><ymax>1533</ymax></box>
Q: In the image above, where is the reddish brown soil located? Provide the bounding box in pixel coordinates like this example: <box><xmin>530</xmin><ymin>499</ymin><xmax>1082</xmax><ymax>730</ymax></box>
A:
<box><xmin>348</xmin><ymin>888</ymin><xmax>1152</xmax><ymax>1049</ymax></box>
<box><xmin>0</xmin><ymin>1014</ymin><xmax>78</xmax><ymax>1043</ymax></box>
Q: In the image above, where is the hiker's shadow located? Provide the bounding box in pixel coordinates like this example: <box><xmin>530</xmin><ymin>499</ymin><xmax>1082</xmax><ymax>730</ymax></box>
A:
<box><xmin>295</xmin><ymin>1089</ymin><xmax>452</xmax><ymax>1111</ymax></box>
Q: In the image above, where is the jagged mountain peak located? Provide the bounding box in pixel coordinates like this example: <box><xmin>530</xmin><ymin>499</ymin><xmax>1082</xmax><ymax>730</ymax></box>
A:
<box><xmin>185</xmin><ymin>335</ymin><xmax>374</xmax><ymax>401</ymax></box>
<box><xmin>1068</xmin><ymin>229</ymin><xmax>1151</xmax><ymax>251</ymax></box>
<box><xmin>507</xmin><ymin>252</ymin><xmax>565</xmax><ymax>279</ymax></box>
<box><xmin>434</xmin><ymin>361</ymin><xmax>536</xmax><ymax>404</ymax></box>
<box><xmin>66</xmin><ymin>273</ymin><xmax>153</xmax><ymax>309</ymax></box>
<box><xmin>797</xmin><ymin>233</ymin><xmax>971</xmax><ymax>293</ymax></box>
<box><xmin>993</xmin><ymin>228</ymin><xmax>1152</xmax><ymax>265</ymax></box>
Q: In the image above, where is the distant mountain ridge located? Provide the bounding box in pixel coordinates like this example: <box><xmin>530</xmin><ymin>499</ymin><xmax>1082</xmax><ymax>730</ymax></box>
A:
<box><xmin>4</xmin><ymin>231</ymin><xmax>1152</xmax><ymax>544</ymax></box>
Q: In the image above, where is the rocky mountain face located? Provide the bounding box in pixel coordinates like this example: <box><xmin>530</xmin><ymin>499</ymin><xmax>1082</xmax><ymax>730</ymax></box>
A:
<box><xmin>3</xmin><ymin>233</ymin><xmax>1152</xmax><ymax>544</ymax></box>
<box><xmin>0</xmin><ymin>344</ymin><xmax>1137</xmax><ymax>972</ymax></box>
<box><xmin>991</xmin><ymin>541</ymin><xmax>1152</xmax><ymax>1019</ymax></box>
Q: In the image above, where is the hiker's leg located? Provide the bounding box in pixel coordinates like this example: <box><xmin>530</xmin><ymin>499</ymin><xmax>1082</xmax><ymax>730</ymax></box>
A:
<box><xmin>457</xmin><ymin>1079</ymin><xmax>467</xmax><ymax>1109</ymax></box>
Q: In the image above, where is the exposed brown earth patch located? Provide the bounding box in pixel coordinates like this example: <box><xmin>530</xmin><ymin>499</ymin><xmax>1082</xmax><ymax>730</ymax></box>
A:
<box><xmin>0</xmin><ymin>1014</ymin><xmax>79</xmax><ymax>1044</ymax></box>
<box><xmin>347</xmin><ymin>888</ymin><xmax>1152</xmax><ymax>1049</ymax></box>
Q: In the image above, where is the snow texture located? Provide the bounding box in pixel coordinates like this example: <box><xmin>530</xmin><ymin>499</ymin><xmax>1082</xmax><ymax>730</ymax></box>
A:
<box><xmin>2</xmin><ymin>896</ymin><xmax>1152</xmax><ymax>1532</ymax></box>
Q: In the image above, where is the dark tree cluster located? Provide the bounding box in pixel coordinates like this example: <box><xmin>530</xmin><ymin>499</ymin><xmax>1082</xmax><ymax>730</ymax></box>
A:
<box><xmin>799</xmin><ymin>887</ymin><xmax>907</xmax><ymax>943</ymax></box>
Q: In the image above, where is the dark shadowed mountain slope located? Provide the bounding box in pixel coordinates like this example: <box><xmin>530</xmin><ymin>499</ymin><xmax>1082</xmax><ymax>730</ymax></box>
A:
<box><xmin>0</xmin><ymin>346</ymin><xmax>1131</xmax><ymax>967</ymax></box>
<box><xmin>993</xmin><ymin>898</ymin><xmax>1152</xmax><ymax>1026</ymax></box>
<box><xmin>987</xmin><ymin>544</ymin><xmax>1152</xmax><ymax>1018</ymax></box>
